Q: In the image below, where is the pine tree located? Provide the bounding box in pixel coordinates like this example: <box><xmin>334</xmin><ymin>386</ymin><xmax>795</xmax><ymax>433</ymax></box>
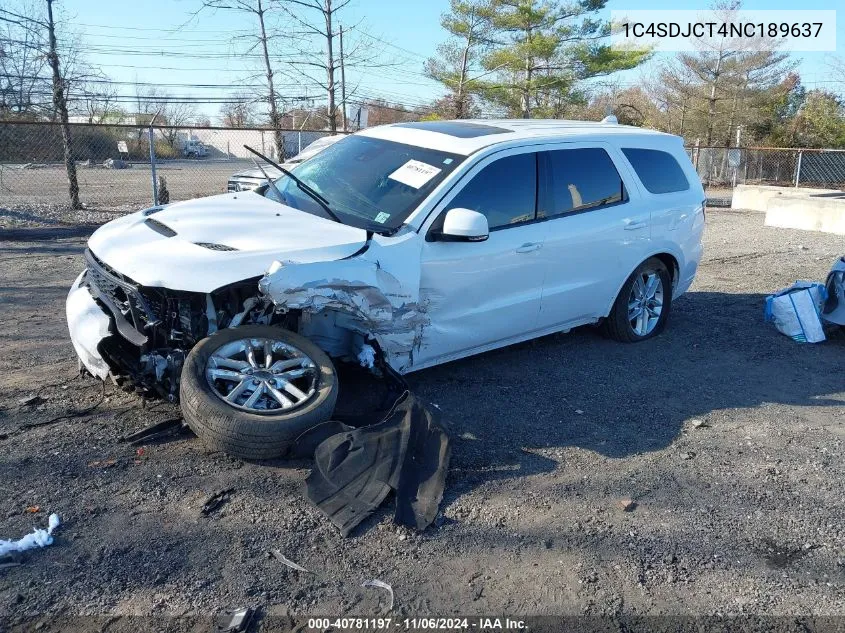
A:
<box><xmin>479</xmin><ymin>0</ymin><xmax>649</xmax><ymax>118</ymax></box>
<box><xmin>424</xmin><ymin>0</ymin><xmax>496</xmax><ymax>119</ymax></box>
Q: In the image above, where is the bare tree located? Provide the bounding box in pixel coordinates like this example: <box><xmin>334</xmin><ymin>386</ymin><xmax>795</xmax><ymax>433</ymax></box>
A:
<box><xmin>276</xmin><ymin>0</ymin><xmax>349</xmax><ymax>133</ymax></box>
<box><xmin>161</xmin><ymin>101</ymin><xmax>198</xmax><ymax>148</ymax></box>
<box><xmin>45</xmin><ymin>0</ymin><xmax>81</xmax><ymax>208</ymax></box>
<box><xmin>827</xmin><ymin>56</ymin><xmax>845</xmax><ymax>90</ymax></box>
<box><xmin>0</xmin><ymin>1</ymin><xmax>48</xmax><ymax>117</ymax></box>
<box><xmin>356</xmin><ymin>98</ymin><xmax>419</xmax><ymax>126</ymax></box>
<box><xmin>198</xmin><ymin>0</ymin><xmax>286</xmax><ymax>158</ymax></box>
<box><xmin>133</xmin><ymin>85</ymin><xmax>198</xmax><ymax>148</ymax></box>
<box><xmin>78</xmin><ymin>76</ymin><xmax>120</xmax><ymax>123</ymax></box>
<box><xmin>278</xmin><ymin>1</ymin><xmax>389</xmax><ymax>133</ymax></box>
<box><xmin>219</xmin><ymin>92</ymin><xmax>258</xmax><ymax>127</ymax></box>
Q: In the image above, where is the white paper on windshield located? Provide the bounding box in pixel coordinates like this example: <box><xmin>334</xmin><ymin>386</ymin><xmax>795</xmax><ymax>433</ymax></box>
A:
<box><xmin>388</xmin><ymin>160</ymin><xmax>441</xmax><ymax>189</ymax></box>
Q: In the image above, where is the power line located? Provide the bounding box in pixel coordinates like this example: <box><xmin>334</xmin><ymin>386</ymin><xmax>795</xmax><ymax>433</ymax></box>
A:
<box><xmin>71</xmin><ymin>21</ymin><xmax>252</xmax><ymax>34</ymax></box>
<box><xmin>356</xmin><ymin>31</ymin><xmax>430</xmax><ymax>61</ymax></box>
<box><xmin>1</xmin><ymin>73</ymin><xmax>269</xmax><ymax>90</ymax></box>
<box><xmin>80</xmin><ymin>63</ymin><xmax>264</xmax><ymax>73</ymax></box>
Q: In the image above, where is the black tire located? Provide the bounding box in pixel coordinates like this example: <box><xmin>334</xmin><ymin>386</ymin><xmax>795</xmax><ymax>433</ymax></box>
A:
<box><xmin>602</xmin><ymin>257</ymin><xmax>673</xmax><ymax>343</ymax></box>
<box><xmin>180</xmin><ymin>325</ymin><xmax>338</xmax><ymax>460</ymax></box>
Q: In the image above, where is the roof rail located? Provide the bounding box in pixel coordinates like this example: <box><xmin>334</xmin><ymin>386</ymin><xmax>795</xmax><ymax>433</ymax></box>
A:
<box><xmin>601</xmin><ymin>115</ymin><xmax>618</xmax><ymax>124</ymax></box>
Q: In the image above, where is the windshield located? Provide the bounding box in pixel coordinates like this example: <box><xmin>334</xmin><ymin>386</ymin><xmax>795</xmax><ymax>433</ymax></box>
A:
<box><xmin>263</xmin><ymin>135</ymin><xmax>464</xmax><ymax>232</ymax></box>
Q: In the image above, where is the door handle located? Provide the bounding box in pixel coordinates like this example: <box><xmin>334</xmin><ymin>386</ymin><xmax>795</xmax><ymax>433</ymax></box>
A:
<box><xmin>624</xmin><ymin>220</ymin><xmax>648</xmax><ymax>231</ymax></box>
<box><xmin>516</xmin><ymin>242</ymin><xmax>541</xmax><ymax>253</ymax></box>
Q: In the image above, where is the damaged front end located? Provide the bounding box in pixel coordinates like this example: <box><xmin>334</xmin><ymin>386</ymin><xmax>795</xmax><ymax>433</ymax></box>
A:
<box><xmin>68</xmin><ymin>249</ymin><xmax>282</xmax><ymax>400</ymax></box>
<box><xmin>69</xmin><ymin>231</ymin><xmax>426</xmax><ymax>399</ymax></box>
<box><xmin>257</xmin><ymin>249</ymin><xmax>426</xmax><ymax>373</ymax></box>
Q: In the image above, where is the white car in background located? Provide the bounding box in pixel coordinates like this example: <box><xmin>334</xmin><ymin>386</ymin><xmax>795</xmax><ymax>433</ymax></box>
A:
<box><xmin>183</xmin><ymin>139</ymin><xmax>209</xmax><ymax>158</ymax></box>
<box><xmin>67</xmin><ymin>119</ymin><xmax>705</xmax><ymax>459</ymax></box>
<box><xmin>227</xmin><ymin>134</ymin><xmax>344</xmax><ymax>192</ymax></box>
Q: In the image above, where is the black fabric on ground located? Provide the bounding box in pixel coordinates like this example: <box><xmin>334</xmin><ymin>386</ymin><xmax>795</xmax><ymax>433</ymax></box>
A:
<box><xmin>287</xmin><ymin>420</ymin><xmax>355</xmax><ymax>459</ymax></box>
<box><xmin>293</xmin><ymin>390</ymin><xmax>451</xmax><ymax>536</ymax></box>
<box><xmin>393</xmin><ymin>398</ymin><xmax>451</xmax><ymax>530</ymax></box>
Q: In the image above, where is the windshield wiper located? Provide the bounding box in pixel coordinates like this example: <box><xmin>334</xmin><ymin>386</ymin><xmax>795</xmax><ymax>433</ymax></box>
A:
<box><xmin>243</xmin><ymin>144</ymin><xmax>342</xmax><ymax>224</ymax></box>
<box><xmin>247</xmin><ymin>155</ymin><xmax>286</xmax><ymax>204</ymax></box>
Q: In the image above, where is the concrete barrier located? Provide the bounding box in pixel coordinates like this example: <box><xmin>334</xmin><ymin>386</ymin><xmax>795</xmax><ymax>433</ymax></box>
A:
<box><xmin>765</xmin><ymin>193</ymin><xmax>845</xmax><ymax>235</ymax></box>
<box><xmin>732</xmin><ymin>184</ymin><xmax>839</xmax><ymax>212</ymax></box>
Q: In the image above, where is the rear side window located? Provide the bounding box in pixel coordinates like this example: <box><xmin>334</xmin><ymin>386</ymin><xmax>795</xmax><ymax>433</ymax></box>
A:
<box><xmin>448</xmin><ymin>153</ymin><xmax>537</xmax><ymax>229</ymax></box>
<box><xmin>622</xmin><ymin>148</ymin><xmax>690</xmax><ymax>194</ymax></box>
<box><xmin>540</xmin><ymin>148</ymin><xmax>626</xmax><ymax>218</ymax></box>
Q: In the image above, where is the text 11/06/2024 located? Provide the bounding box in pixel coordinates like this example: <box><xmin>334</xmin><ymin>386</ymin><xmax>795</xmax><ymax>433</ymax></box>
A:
<box><xmin>307</xmin><ymin>617</ymin><xmax>527</xmax><ymax>630</ymax></box>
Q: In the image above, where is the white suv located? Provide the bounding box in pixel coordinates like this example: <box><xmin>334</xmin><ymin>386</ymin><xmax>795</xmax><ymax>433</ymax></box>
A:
<box><xmin>67</xmin><ymin>119</ymin><xmax>705</xmax><ymax>458</ymax></box>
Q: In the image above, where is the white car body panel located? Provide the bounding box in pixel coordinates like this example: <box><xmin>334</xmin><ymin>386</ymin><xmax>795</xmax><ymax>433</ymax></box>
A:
<box><xmin>68</xmin><ymin>118</ymin><xmax>704</xmax><ymax>380</ymax></box>
<box><xmin>66</xmin><ymin>271</ymin><xmax>112</xmax><ymax>379</ymax></box>
<box><xmin>534</xmin><ymin>141</ymin><xmax>652</xmax><ymax>330</ymax></box>
<box><xmin>415</xmin><ymin>144</ymin><xmax>550</xmax><ymax>366</ymax></box>
<box><xmin>87</xmin><ymin>192</ymin><xmax>367</xmax><ymax>293</ymax></box>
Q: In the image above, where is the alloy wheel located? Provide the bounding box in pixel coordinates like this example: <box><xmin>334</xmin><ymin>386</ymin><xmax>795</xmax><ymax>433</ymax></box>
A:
<box><xmin>627</xmin><ymin>270</ymin><xmax>664</xmax><ymax>336</ymax></box>
<box><xmin>205</xmin><ymin>337</ymin><xmax>318</xmax><ymax>414</ymax></box>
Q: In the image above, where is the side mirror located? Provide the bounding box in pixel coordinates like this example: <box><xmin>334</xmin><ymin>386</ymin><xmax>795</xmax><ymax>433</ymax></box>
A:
<box><xmin>439</xmin><ymin>208</ymin><xmax>489</xmax><ymax>242</ymax></box>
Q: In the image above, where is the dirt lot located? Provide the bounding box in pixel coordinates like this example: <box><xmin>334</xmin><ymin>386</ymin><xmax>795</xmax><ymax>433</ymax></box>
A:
<box><xmin>1</xmin><ymin>160</ymin><xmax>247</xmax><ymax>208</ymax></box>
<box><xmin>1</xmin><ymin>208</ymin><xmax>844</xmax><ymax>630</ymax></box>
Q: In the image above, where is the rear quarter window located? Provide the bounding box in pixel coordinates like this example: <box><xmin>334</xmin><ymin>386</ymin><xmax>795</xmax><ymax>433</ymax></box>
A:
<box><xmin>622</xmin><ymin>148</ymin><xmax>690</xmax><ymax>194</ymax></box>
<box><xmin>541</xmin><ymin>147</ymin><xmax>626</xmax><ymax>218</ymax></box>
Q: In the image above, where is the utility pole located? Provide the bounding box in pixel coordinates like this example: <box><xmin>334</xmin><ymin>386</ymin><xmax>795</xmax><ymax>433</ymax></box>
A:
<box><xmin>46</xmin><ymin>0</ymin><xmax>81</xmax><ymax>209</ymax></box>
<box><xmin>339</xmin><ymin>24</ymin><xmax>347</xmax><ymax>133</ymax></box>
<box><xmin>324</xmin><ymin>0</ymin><xmax>336</xmax><ymax>133</ymax></box>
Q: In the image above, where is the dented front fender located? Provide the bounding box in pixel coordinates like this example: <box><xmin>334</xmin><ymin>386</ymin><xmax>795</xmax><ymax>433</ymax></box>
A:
<box><xmin>258</xmin><ymin>234</ymin><xmax>426</xmax><ymax>372</ymax></box>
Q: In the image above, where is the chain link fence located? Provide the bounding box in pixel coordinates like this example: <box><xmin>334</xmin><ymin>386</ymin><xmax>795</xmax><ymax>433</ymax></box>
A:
<box><xmin>2</xmin><ymin>121</ymin><xmax>844</xmax><ymax>211</ymax></box>
<box><xmin>0</xmin><ymin>121</ymin><xmax>336</xmax><ymax>208</ymax></box>
<box><xmin>688</xmin><ymin>146</ymin><xmax>845</xmax><ymax>207</ymax></box>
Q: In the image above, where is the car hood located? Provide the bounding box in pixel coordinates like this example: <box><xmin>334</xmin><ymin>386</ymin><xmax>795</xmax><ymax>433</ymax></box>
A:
<box><xmin>230</xmin><ymin>165</ymin><xmax>285</xmax><ymax>180</ymax></box>
<box><xmin>87</xmin><ymin>192</ymin><xmax>368</xmax><ymax>293</ymax></box>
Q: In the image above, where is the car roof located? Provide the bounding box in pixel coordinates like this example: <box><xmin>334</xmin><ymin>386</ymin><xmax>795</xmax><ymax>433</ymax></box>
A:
<box><xmin>357</xmin><ymin>119</ymin><xmax>677</xmax><ymax>156</ymax></box>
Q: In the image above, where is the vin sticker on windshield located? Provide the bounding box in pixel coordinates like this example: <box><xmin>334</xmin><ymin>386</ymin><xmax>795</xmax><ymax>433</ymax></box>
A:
<box><xmin>388</xmin><ymin>160</ymin><xmax>442</xmax><ymax>189</ymax></box>
<box><xmin>374</xmin><ymin>211</ymin><xmax>391</xmax><ymax>224</ymax></box>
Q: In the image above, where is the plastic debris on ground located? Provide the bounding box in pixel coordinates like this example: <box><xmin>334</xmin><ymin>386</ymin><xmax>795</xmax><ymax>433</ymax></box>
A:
<box><xmin>286</xmin><ymin>354</ymin><xmax>451</xmax><ymax>537</ymax></box>
<box><xmin>764</xmin><ymin>281</ymin><xmax>827</xmax><ymax>343</ymax></box>
<box><xmin>219</xmin><ymin>607</ymin><xmax>254</xmax><ymax>632</ymax></box>
<box><xmin>0</xmin><ymin>513</ymin><xmax>60</xmax><ymax>557</ymax></box>
<box><xmin>121</xmin><ymin>417</ymin><xmax>189</xmax><ymax>445</ymax></box>
<box><xmin>269</xmin><ymin>549</ymin><xmax>310</xmax><ymax>573</ymax></box>
<box><xmin>362</xmin><ymin>579</ymin><xmax>395</xmax><ymax>611</ymax></box>
<box><xmin>293</xmin><ymin>390</ymin><xmax>451</xmax><ymax>537</ymax></box>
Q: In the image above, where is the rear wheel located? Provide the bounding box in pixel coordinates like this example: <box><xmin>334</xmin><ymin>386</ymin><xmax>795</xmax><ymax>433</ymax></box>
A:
<box><xmin>180</xmin><ymin>325</ymin><xmax>337</xmax><ymax>459</ymax></box>
<box><xmin>603</xmin><ymin>257</ymin><xmax>672</xmax><ymax>342</ymax></box>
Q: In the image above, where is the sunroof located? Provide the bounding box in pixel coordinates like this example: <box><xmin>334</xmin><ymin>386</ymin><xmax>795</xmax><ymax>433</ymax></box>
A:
<box><xmin>393</xmin><ymin>121</ymin><xmax>511</xmax><ymax>138</ymax></box>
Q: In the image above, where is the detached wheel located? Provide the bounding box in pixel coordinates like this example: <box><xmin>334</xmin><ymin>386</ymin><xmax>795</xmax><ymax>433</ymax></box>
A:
<box><xmin>180</xmin><ymin>325</ymin><xmax>337</xmax><ymax>460</ymax></box>
<box><xmin>603</xmin><ymin>257</ymin><xmax>672</xmax><ymax>342</ymax></box>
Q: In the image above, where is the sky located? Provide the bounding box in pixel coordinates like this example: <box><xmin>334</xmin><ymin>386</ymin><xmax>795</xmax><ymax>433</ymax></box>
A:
<box><xmin>51</xmin><ymin>0</ymin><xmax>845</xmax><ymax>120</ymax></box>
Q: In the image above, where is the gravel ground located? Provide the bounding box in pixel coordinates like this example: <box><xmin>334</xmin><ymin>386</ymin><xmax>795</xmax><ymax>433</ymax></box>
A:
<box><xmin>1</xmin><ymin>208</ymin><xmax>844</xmax><ymax>631</ymax></box>
<box><xmin>0</xmin><ymin>160</ymin><xmax>246</xmax><ymax>210</ymax></box>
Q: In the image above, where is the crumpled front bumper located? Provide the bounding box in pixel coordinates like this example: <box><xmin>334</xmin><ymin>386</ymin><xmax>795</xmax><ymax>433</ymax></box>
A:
<box><xmin>66</xmin><ymin>270</ymin><xmax>112</xmax><ymax>380</ymax></box>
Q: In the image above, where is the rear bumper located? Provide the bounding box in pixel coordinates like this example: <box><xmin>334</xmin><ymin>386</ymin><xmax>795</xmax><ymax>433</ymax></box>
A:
<box><xmin>66</xmin><ymin>271</ymin><xmax>112</xmax><ymax>380</ymax></box>
<box><xmin>674</xmin><ymin>254</ymin><xmax>699</xmax><ymax>298</ymax></box>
